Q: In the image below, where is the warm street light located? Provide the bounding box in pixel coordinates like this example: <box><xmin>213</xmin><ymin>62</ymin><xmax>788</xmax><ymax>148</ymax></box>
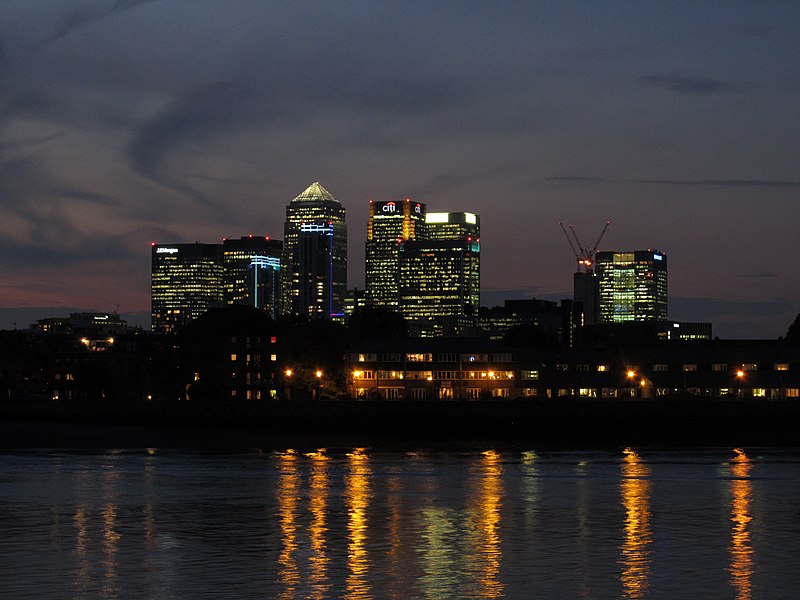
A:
<box><xmin>736</xmin><ymin>370</ymin><xmax>746</xmax><ymax>379</ymax></box>
<box><xmin>627</xmin><ymin>370</ymin><xmax>636</xmax><ymax>379</ymax></box>
<box><xmin>316</xmin><ymin>370</ymin><xmax>323</xmax><ymax>378</ymax></box>
<box><xmin>285</xmin><ymin>369</ymin><xmax>293</xmax><ymax>377</ymax></box>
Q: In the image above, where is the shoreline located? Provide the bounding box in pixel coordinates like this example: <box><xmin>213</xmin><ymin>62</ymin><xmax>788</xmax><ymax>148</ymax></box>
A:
<box><xmin>2</xmin><ymin>398</ymin><xmax>799</xmax><ymax>450</ymax></box>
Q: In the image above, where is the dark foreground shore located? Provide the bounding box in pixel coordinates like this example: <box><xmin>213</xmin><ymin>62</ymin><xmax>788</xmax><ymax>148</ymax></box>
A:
<box><xmin>1</xmin><ymin>398</ymin><xmax>799</xmax><ymax>450</ymax></box>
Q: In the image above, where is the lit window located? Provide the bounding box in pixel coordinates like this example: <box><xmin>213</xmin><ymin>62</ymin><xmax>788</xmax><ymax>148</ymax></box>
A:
<box><xmin>271</xmin><ymin>354</ymin><xmax>277</xmax><ymax>361</ymax></box>
<box><xmin>682</xmin><ymin>364</ymin><xmax>698</xmax><ymax>372</ymax></box>
<box><xmin>597</xmin><ymin>365</ymin><xmax>608</xmax><ymax>372</ymax></box>
<box><xmin>752</xmin><ymin>388</ymin><xmax>766</xmax><ymax>397</ymax></box>
<box><xmin>230</xmin><ymin>354</ymin><xmax>237</xmax><ymax>361</ymax></box>
<box><xmin>775</xmin><ymin>363</ymin><xmax>789</xmax><ymax>371</ymax></box>
<box><xmin>712</xmin><ymin>363</ymin><xmax>727</xmax><ymax>372</ymax></box>
<box><xmin>742</xmin><ymin>363</ymin><xmax>758</xmax><ymax>371</ymax></box>
<box><xmin>521</xmin><ymin>370</ymin><xmax>539</xmax><ymax>380</ymax></box>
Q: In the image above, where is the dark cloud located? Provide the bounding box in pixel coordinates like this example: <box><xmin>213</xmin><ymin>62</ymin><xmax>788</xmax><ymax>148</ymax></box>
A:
<box><xmin>546</xmin><ymin>176</ymin><xmax>800</xmax><ymax>188</ymax></box>
<box><xmin>45</xmin><ymin>0</ymin><xmax>159</xmax><ymax>43</ymax></box>
<box><xmin>639</xmin><ymin>72</ymin><xmax>749</xmax><ymax>94</ymax></box>
<box><xmin>127</xmin><ymin>81</ymin><xmax>250</xmax><ymax>208</ymax></box>
<box><xmin>627</xmin><ymin>178</ymin><xmax>800</xmax><ymax>188</ymax></box>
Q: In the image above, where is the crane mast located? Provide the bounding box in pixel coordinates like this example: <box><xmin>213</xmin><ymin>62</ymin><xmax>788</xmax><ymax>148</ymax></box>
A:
<box><xmin>559</xmin><ymin>221</ymin><xmax>611</xmax><ymax>274</ymax></box>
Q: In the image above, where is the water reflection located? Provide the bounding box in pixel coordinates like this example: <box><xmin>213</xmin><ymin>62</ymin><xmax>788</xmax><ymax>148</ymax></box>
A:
<box><xmin>277</xmin><ymin>449</ymin><xmax>300</xmax><ymax>598</ymax></box>
<box><xmin>475</xmin><ymin>450</ymin><xmax>504</xmax><ymax>599</ymax></box>
<box><xmin>729</xmin><ymin>448</ymin><xmax>753</xmax><ymax>600</ymax></box>
<box><xmin>307</xmin><ymin>449</ymin><xmax>330</xmax><ymax>599</ymax></box>
<box><xmin>346</xmin><ymin>448</ymin><xmax>371</xmax><ymax>599</ymax></box>
<box><xmin>620</xmin><ymin>448</ymin><xmax>653</xmax><ymax>599</ymax></box>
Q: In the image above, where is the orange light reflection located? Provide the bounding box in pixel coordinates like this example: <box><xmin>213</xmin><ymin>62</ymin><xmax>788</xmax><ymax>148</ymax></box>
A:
<box><xmin>729</xmin><ymin>448</ymin><xmax>753</xmax><ymax>600</ymax></box>
<box><xmin>345</xmin><ymin>448</ymin><xmax>371</xmax><ymax>599</ymax></box>
<box><xmin>620</xmin><ymin>448</ymin><xmax>652</xmax><ymax>599</ymax></box>
<box><xmin>277</xmin><ymin>450</ymin><xmax>300</xmax><ymax>598</ymax></box>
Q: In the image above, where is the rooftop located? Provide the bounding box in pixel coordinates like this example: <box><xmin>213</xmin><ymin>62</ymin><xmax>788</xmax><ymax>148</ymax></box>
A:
<box><xmin>291</xmin><ymin>181</ymin><xmax>338</xmax><ymax>204</ymax></box>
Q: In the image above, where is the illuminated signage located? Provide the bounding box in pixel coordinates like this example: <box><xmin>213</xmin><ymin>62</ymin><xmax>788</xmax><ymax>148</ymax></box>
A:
<box><xmin>300</xmin><ymin>223</ymin><xmax>334</xmax><ymax>235</ymax></box>
<box><xmin>414</xmin><ymin>203</ymin><xmax>422</xmax><ymax>214</ymax></box>
<box><xmin>653</xmin><ymin>253</ymin><xmax>663</xmax><ymax>261</ymax></box>
<box><xmin>465</xmin><ymin>213</ymin><xmax>477</xmax><ymax>224</ymax></box>
<box><xmin>156</xmin><ymin>247</ymin><xmax>179</xmax><ymax>254</ymax></box>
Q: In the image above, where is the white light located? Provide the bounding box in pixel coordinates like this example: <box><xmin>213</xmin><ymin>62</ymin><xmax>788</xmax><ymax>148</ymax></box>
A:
<box><xmin>465</xmin><ymin>212</ymin><xmax>477</xmax><ymax>224</ymax></box>
<box><xmin>653</xmin><ymin>253</ymin><xmax>663</xmax><ymax>260</ymax></box>
<box><xmin>426</xmin><ymin>213</ymin><xmax>449</xmax><ymax>223</ymax></box>
<box><xmin>156</xmin><ymin>247</ymin><xmax>179</xmax><ymax>254</ymax></box>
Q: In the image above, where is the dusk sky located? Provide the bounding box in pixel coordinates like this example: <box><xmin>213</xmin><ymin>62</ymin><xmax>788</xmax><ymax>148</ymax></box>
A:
<box><xmin>0</xmin><ymin>1</ymin><xmax>798</xmax><ymax>337</ymax></box>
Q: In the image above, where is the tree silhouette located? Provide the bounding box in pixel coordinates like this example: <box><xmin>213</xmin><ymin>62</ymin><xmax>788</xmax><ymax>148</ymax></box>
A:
<box><xmin>786</xmin><ymin>313</ymin><xmax>800</xmax><ymax>344</ymax></box>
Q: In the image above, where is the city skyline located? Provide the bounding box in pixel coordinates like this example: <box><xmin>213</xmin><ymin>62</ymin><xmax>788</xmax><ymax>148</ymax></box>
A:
<box><xmin>0</xmin><ymin>2</ymin><xmax>798</xmax><ymax>338</ymax></box>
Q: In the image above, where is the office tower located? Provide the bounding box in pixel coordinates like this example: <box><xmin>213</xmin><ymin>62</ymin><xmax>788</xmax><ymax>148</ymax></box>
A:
<box><xmin>365</xmin><ymin>199</ymin><xmax>427</xmax><ymax>308</ymax></box>
<box><xmin>151</xmin><ymin>243</ymin><xmax>224</xmax><ymax>333</ymax></box>
<box><xmin>283</xmin><ymin>182</ymin><xmax>347</xmax><ymax>318</ymax></box>
<box><xmin>222</xmin><ymin>236</ymin><xmax>283</xmax><ymax>318</ymax></box>
<box><xmin>398</xmin><ymin>211</ymin><xmax>480</xmax><ymax>335</ymax></box>
<box><xmin>595</xmin><ymin>250</ymin><xmax>668</xmax><ymax>322</ymax></box>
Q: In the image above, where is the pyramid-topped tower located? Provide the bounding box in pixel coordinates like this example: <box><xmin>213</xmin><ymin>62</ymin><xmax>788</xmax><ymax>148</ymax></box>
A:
<box><xmin>291</xmin><ymin>181</ymin><xmax>339</xmax><ymax>204</ymax></box>
<box><xmin>282</xmin><ymin>182</ymin><xmax>347</xmax><ymax>319</ymax></box>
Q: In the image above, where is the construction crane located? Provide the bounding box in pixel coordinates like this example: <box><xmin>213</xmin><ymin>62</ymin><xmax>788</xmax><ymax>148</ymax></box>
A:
<box><xmin>559</xmin><ymin>221</ymin><xmax>610</xmax><ymax>273</ymax></box>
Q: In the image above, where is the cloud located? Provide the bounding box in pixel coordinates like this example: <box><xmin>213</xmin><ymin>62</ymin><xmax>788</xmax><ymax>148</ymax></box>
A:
<box><xmin>45</xmin><ymin>0</ymin><xmax>159</xmax><ymax>43</ymax></box>
<box><xmin>639</xmin><ymin>72</ymin><xmax>749</xmax><ymax>94</ymax></box>
<box><xmin>545</xmin><ymin>176</ymin><xmax>800</xmax><ymax>188</ymax></box>
<box><xmin>127</xmin><ymin>81</ymin><xmax>249</xmax><ymax>207</ymax></box>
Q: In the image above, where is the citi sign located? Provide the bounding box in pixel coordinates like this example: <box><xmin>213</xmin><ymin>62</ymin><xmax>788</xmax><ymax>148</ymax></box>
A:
<box><xmin>381</xmin><ymin>202</ymin><xmax>398</xmax><ymax>213</ymax></box>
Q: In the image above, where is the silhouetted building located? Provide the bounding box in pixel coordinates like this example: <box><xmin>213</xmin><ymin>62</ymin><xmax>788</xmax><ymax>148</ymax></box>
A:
<box><xmin>151</xmin><ymin>243</ymin><xmax>224</xmax><ymax>333</ymax></box>
<box><xmin>178</xmin><ymin>305</ymin><xmax>279</xmax><ymax>402</ymax></box>
<box><xmin>595</xmin><ymin>250</ymin><xmax>667</xmax><ymax>323</ymax></box>
<box><xmin>283</xmin><ymin>182</ymin><xmax>347</xmax><ymax>319</ymax></box>
<box><xmin>222</xmin><ymin>235</ymin><xmax>283</xmax><ymax>318</ymax></box>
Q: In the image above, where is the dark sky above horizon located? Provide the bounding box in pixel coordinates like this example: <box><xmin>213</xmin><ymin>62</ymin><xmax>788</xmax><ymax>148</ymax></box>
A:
<box><xmin>0</xmin><ymin>1</ymin><xmax>798</xmax><ymax>337</ymax></box>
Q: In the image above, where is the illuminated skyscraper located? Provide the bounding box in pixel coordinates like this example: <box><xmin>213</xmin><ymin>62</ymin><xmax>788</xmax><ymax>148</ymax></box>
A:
<box><xmin>365</xmin><ymin>198</ymin><xmax>427</xmax><ymax>308</ymax></box>
<box><xmin>151</xmin><ymin>243</ymin><xmax>225</xmax><ymax>333</ymax></box>
<box><xmin>222</xmin><ymin>236</ymin><xmax>283</xmax><ymax>319</ymax></box>
<box><xmin>595</xmin><ymin>250</ymin><xmax>668</xmax><ymax>322</ymax></box>
<box><xmin>282</xmin><ymin>182</ymin><xmax>347</xmax><ymax>318</ymax></box>
<box><xmin>398</xmin><ymin>211</ymin><xmax>480</xmax><ymax>335</ymax></box>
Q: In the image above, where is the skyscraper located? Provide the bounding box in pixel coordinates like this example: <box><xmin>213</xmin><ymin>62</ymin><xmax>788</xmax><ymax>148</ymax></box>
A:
<box><xmin>222</xmin><ymin>236</ymin><xmax>283</xmax><ymax>318</ymax></box>
<box><xmin>151</xmin><ymin>243</ymin><xmax>225</xmax><ymax>333</ymax></box>
<box><xmin>365</xmin><ymin>198</ymin><xmax>427</xmax><ymax>308</ymax></box>
<box><xmin>282</xmin><ymin>182</ymin><xmax>347</xmax><ymax>318</ymax></box>
<box><xmin>595</xmin><ymin>250</ymin><xmax>668</xmax><ymax>322</ymax></box>
<box><xmin>398</xmin><ymin>211</ymin><xmax>480</xmax><ymax>335</ymax></box>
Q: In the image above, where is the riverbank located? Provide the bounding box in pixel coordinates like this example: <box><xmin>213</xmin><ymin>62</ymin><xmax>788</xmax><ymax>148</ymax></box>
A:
<box><xmin>1</xmin><ymin>397</ymin><xmax>799</xmax><ymax>450</ymax></box>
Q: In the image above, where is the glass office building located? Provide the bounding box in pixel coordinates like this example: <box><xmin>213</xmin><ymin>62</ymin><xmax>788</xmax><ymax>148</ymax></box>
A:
<box><xmin>283</xmin><ymin>182</ymin><xmax>347</xmax><ymax>318</ymax></box>
<box><xmin>222</xmin><ymin>236</ymin><xmax>283</xmax><ymax>319</ymax></box>
<box><xmin>365</xmin><ymin>199</ymin><xmax>427</xmax><ymax>308</ymax></box>
<box><xmin>595</xmin><ymin>250</ymin><xmax>668</xmax><ymax>322</ymax></box>
<box><xmin>151</xmin><ymin>243</ymin><xmax>225</xmax><ymax>333</ymax></box>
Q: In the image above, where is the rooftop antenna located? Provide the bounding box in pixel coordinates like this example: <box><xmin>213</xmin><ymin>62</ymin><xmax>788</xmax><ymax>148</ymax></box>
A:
<box><xmin>559</xmin><ymin>221</ymin><xmax>610</xmax><ymax>274</ymax></box>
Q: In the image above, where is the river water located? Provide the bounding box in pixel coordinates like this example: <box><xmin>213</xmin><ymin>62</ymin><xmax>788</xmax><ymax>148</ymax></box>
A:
<box><xmin>1</xmin><ymin>447</ymin><xmax>798</xmax><ymax>599</ymax></box>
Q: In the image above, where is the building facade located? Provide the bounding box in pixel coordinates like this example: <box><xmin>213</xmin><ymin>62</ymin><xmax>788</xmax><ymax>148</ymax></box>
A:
<box><xmin>151</xmin><ymin>243</ymin><xmax>225</xmax><ymax>333</ymax></box>
<box><xmin>222</xmin><ymin>236</ymin><xmax>283</xmax><ymax>318</ymax></box>
<box><xmin>365</xmin><ymin>199</ymin><xmax>427</xmax><ymax>308</ymax></box>
<box><xmin>595</xmin><ymin>250</ymin><xmax>668</xmax><ymax>323</ymax></box>
<box><xmin>283</xmin><ymin>182</ymin><xmax>347</xmax><ymax>319</ymax></box>
<box><xmin>398</xmin><ymin>212</ymin><xmax>480</xmax><ymax>335</ymax></box>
